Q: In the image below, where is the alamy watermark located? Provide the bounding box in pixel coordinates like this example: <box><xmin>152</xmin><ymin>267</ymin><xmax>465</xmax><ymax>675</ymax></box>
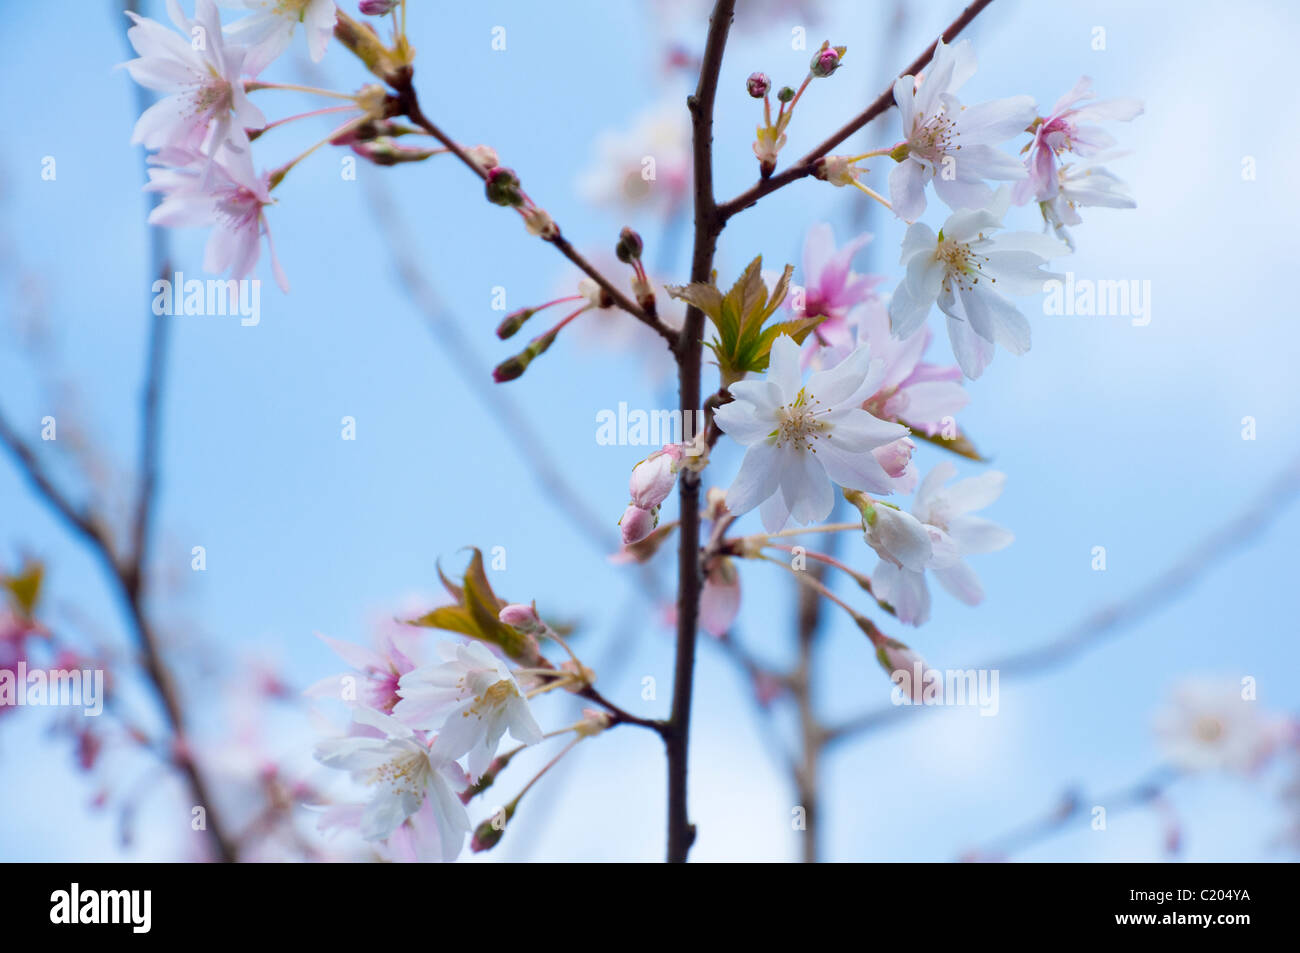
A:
<box><xmin>596</xmin><ymin>402</ymin><xmax>706</xmax><ymax>448</ymax></box>
<box><xmin>152</xmin><ymin>270</ymin><xmax>261</xmax><ymax>327</ymax></box>
<box><xmin>0</xmin><ymin>662</ymin><xmax>104</xmax><ymax>716</ymax></box>
<box><xmin>891</xmin><ymin>664</ymin><xmax>1000</xmax><ymax>716</ymax></box>
<box><xmin>1042</xmin><ymin>272</ymin><xmax>1151</xmax><ymax>326</ymax></box>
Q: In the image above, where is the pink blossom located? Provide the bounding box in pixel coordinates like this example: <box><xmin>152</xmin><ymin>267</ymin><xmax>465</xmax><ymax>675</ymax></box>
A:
<box><xmin>619</xmin><ymin>503</ymin><xmax>657</xmax><ymax>545</ymax></box>
<box><xmin>305</xmin><ymin>626</ymin><xmax>421</xmax><ymax>713</ymax></box>
<box><xmin>795</xmin><ymin>224</ymin><xmax>882</xmax><ymax>355</ymax></box>
<box><xmin>146</xmin><ymin>144</ymin><xmax>289</xmax><ymax>291</ymax></box>
<box><xmin>699</xmin><ymin>558</ymin><xmax>740</xmax><ymax>637</ymax></box>
<box><xmin>854</xmin><ymin>301</ymin><xmax>968</xmax><ymax>438</ymax></box>
<box><xmin>122</xmin><ymin>0</ymin><xmax>265</xmax><ymax>155</ymax></box>
<box><xmin>1014</xmin><ymin>76</ymin><xmax>1143</xmax><ymax>205</ymax></box>
<box><xmin>629</xmin><ymin>445</ymin><xmax>684</xmax><ymax>510</ymax></box>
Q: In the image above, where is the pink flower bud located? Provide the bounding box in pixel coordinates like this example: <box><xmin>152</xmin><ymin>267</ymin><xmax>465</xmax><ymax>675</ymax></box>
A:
<box><xmin>359</xmin><ymin>0</ymin><xmax>399</xmax><ymax>15</ymax></box>
<box><xmin>810</xmin><ymin>42</ymin><xmax>845</xmax><ymax>78</ymax></box>
<box><xmin>876</xmin><ymin>638</ymin><xmax>928</xmax><ymax>703</ymax></box>
<box><xmin>699</xmin><ymin>557</ymin><xmax>740</xmax><ymax>637</ymax></box>
<box><xmin>467</xmin><ymin>144</ymin><xmax>499</xmax><ymax>173</ymax></box>
<box><xmin>629</xmin><ymin>445</ymin><xmax>682</xmax><ymax>509</ymax></box>
<box><xmin>872</xmin><ymin>436</ymin><xmax>916</xmax><ymax>479</ymax></box>
<box><xmin>746</xmin><ymin>72</ymin><xmax>771</xmax><ymax>98</ymax></box>
<box><xmin>619</xmin><ymin>503</ymin><xmax>657</xmax><ymax>545</ymax></box>
<box><xmin>499</xmin><ymin>603</ymin><xmax>541</xmax><ymax>633</ymax></box>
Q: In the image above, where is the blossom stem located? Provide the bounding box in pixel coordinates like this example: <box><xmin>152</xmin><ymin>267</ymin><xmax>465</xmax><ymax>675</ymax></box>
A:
<box><xmin>251</xmin><ymin>105</ymin><xmax>361</xmax><ymax>139</ymax></box>
<box><xmin>762</xmin><ymin>521</ymin><xmax>861</xmax><ymax>539</ymax></box>
<box><xmin>848</xmin><ymin>179</ymin><xmax>894</xmax><ymax>211</ymax></box>
<box><xmin>269</xmin><ymin>118</ymin><xmax>365</xmax><ymax>188</ymax></box>
<box><xmin>244</xmin><ymin>81</ymin><xmax>359</xmax><ymax>102</ymax></box>
<box><xmin>757</xmin><ymin>554</ymin><xmax>861</xmax><ymax>620</ymax></box>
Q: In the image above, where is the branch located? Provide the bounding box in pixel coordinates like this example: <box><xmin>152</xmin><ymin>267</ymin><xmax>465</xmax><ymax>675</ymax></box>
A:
<box><xmin>395</xmin><ymin>89</ymin><xmax>677</xmax><ymax>348</ymax></box>
<box><xmin>663</xmin><ymin>0</ymin><xmax>736</xmax><ymax>865</ymax></box>
<box><xmin>716</xmin><ymin>0</ymin><xmax>997</xmax><ymax>221</ymax></box>
<box><xmin>961</xmin><ymin>766</ymin><xmax>1180</xmax><ymax>861</ymax></box>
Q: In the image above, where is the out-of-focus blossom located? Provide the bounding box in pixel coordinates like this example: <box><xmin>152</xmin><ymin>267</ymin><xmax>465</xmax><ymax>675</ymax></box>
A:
<box><xmin>123</xmin><ymin>0</ymin><xmax>265</xmax><ymax>155</ymax></box>
<box><xmin>578</xmin><ymin>97</ymin><xmax>690</xmax><ymax>216</ymax></box>
<box><xmin>1155</xmin><ymin>678</ymin><xmax>1287</xmax><ymax>775</ymax></box>
<box><xmin>699</xmin><ymin>558</ymin><xmax>740</xmax><ymax>637</ymax></box>
<box><xmin>714</xmin><ymin>335</ymin><xmax>906</xmax><ymax>532</ymax></box>
<box><xmin>219</xmin><ymin>0</ymin><xmax>338</xmax><ymax>75</ymax></box>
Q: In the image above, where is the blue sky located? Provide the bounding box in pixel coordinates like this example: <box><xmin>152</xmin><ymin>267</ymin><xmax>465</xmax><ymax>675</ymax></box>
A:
<box><xmin>1</xmin><ymin>0</ymin><xmax>1298</xmax><ymax>861</ymax></box>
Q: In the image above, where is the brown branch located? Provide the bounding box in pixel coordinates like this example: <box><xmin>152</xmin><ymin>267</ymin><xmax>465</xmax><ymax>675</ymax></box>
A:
<box><xmin>716</xmin><ymin>0</ymin><xmax>997</xmax><ymax>221</ymax></box>
<box><xmin>663</xmin><ymin>0</ymin><xmax>736</xmax><ymax>864</ymax></box>
<box><xmin>395</xmin><ymin>89</ymin><xmax>678</xmax><ymax>348</ymax></box>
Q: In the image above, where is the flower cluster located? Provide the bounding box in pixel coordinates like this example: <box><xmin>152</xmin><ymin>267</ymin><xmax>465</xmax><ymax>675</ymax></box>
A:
<box><xmin>308</xmin><ymin>552</ymin><xmax>611</xmax><ymax>862</ymax></box>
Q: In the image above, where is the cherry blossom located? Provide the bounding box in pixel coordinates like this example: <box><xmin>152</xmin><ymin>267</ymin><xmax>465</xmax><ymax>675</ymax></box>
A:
<box><xmin>888</xmin><ymin>198</ymin><xmax>1068</xmax><ymax>379</ymax></box>
<box><xmin>1039</xmin><ymin>157</ymin><xmax>1136</xmax><ymax>251</ymax></box>
<box><xmin>889</xmin><ymin>39</ymin><xmax>1035</xmax><ymax>221</ymax></box>
<box><xmin>146</xmin><ymin>143</ymin><xmax>289</xmax><ymax>291</ymax></box>
<box><xmin>123</xmin><ymin>0</ymin><xmax>265</xmax><ymax>155</ymax></box>
<box><xmin>314</xmin><ymin>706</ymin><xmax>471</xmax><ymax>858</ymax></box>
<box><xmin>219</xmin><ymin>0</ymin><xmax>338</xmax><ymax>76</ymax></box>
<box><xmin>714</xmin><ymin>335</ymin><xmax>907</xmax><ymax>532</ymax></box>
<box><xmin>1155</xmin><ymin>679</ymin><xmax>1287</xmax><ymax>775</ymax></box>
<box><xmin>1015</xmin><ymin>76</ymin><xmax>1143</xmax><ymax>205</ymax></box>
<box><xmin>795</xmin><ymin>224</ymin><xmax>881</xmax><ymax>356</ymax></box>
<box><xmin>870</xmin><ymin>462</ymin><xmax>1012</xmax><ymax>626</ymax></box>
<box><xmin>394</xmin><ymin>640</ymin><xmax>543</xmax><ymax>780</ymax></box>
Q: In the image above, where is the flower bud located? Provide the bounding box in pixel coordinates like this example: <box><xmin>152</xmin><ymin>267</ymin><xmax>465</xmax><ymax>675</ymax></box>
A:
<box><xmin>619</xmin><ymin>503</ymin><xmax>657</xmax><ymax>545</ymax></box>
<box><xmin>499</xmin><ymin>603</ymin><xmax>542</xmax><ymax>633</ymax></box>
<box><xmin>471</xmin><ymin>806</ymin><xmax>513</xmax><ymax>852</ymax></box>
<box><xmin>629</xmin><ymin>445</ymin><xmax>683</xmax><ymax>509</ymax></box>
<box><xmin>777</xmin><ymin>86</ymin><xmax>796</xmax><ymax>103</ymax></box>
<box><xmin>575</xmin><ymin>707</ymin><xmax>613</xmax><ymax>737</ymax></box>
<box><xmin>872</xmin><ymin>437</ymin><xmax>916</xmax><ymax>479</ymax></box>
<box><xmin>578</xmin><ymin>277</ymin><xmax>612</xmax><ymax>310</ymax></box>
<box><xmin>746</xmin><ymin>72</ymin><xmax>771</xmax><ymax>98</ymax></box>
<box><xmin>813</xmin><ymin>154</ymin><xmax>862</xmax><ymax>187</ymax></box>
<box><xmin>359</xmin><ymin>0</ymin><xmax>398</xmax><ymax>14</ymax></box>
<box><xmin>875</xmin><ymin>637</ymin><xmax>928</xmax><ymax>703</ymax></box>
<box><xmin>351</xmin><ymin>139</ymin><xmax>438</xmax><ymax>166</ymax></box>
<box><xmin>495</xmin><ymin>307</ymin><xmax>534</xmax><ymax>340</ymax></box>
<box><xmin>467</xmin><ymin>144</ymin><xmax>499</xmax><ymax>173</ymax></box>
<box><xmin>492</xmin><ymin>352</ymin><xmax>530</xmax><ymax>383</ymax></box>
<box><xmin>522</xmin><ymin>206</ymin><xmax>558</xmax><ymax>239</ymax></box>
<box><xmin>809</xmin><ymin>41</ymin><xmax>846</xmax><ymax>78</ymax></box>
<box><xmin>699</xmin><ymin>557</ymin><xmax>740</xmax><ymax>637</ymax></box>
<box><xmin>615</xmin><ymin>227</ymin><xmax>643</xmax><ymax>263</ymax></box>
<box><xmin>485</xmin><ymin>166</ymin><xmax>524</xmax><ymax>207</ymax></box>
